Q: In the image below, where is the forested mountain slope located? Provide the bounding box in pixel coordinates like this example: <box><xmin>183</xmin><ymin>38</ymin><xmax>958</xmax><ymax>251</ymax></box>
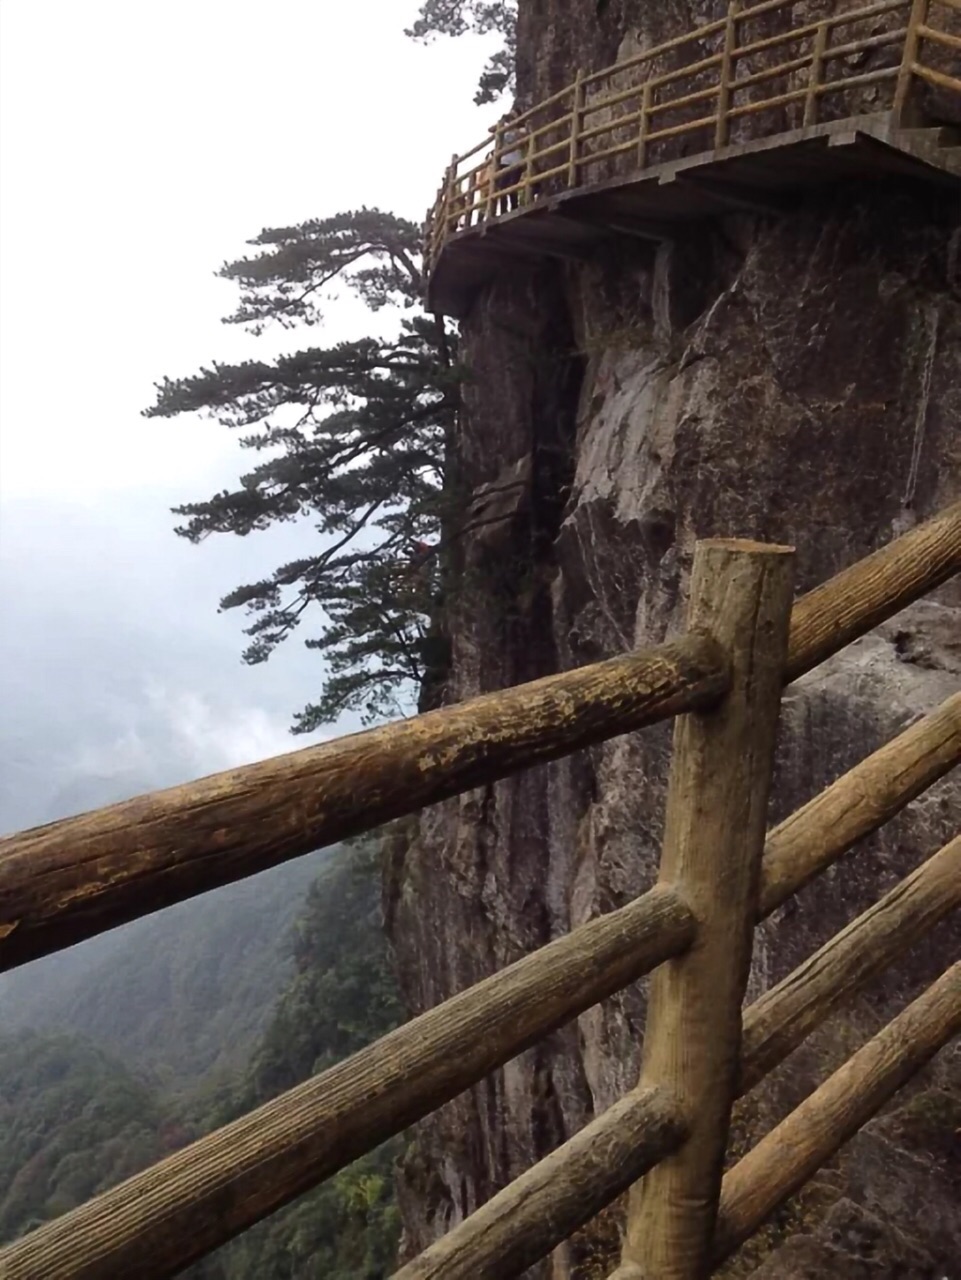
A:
<box><xmin>0</xmin><ymin>842</ymin><xmax>406</xmax><ymax>1276</ymax></box>
<box><xmin>0</xmin><ymin>852</ymin><xmax>327</xmax><ymax>1090</ymax></box>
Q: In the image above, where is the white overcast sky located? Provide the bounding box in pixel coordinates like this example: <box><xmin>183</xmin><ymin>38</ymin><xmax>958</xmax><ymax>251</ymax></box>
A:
<box><xmin>0</xmin><ymin>2</ymin><xmax>500</xmax><ymax>832</ymax></box>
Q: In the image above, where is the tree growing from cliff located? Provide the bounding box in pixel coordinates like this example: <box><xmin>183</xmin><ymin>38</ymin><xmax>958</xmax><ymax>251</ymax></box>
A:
<box><xmin>406</xmin><ymin>0</ymin><xmax>517</xmax><ymax>103</ymax></box>
<box><xmin>145</xmin><ymin>210</ymin><xmax>459</xmax><ymax>731</ymax></box>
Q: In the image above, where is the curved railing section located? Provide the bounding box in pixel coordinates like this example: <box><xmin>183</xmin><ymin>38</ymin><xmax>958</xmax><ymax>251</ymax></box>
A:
<box><xmin>424</xmin><ymin>0</ymin><xmax>961</xmax><ymax>275</ymax></box>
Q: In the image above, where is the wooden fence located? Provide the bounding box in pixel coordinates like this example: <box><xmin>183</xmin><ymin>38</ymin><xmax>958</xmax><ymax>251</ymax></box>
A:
<box><xmin>424</xmin><ymin>0</ymin><xmax>961</xmax><ymax>273</ymax></box>
<box><xmin>0</xmin><ymin>500</ymin><xmax>959</xmax><ymax>1278</ymax></box>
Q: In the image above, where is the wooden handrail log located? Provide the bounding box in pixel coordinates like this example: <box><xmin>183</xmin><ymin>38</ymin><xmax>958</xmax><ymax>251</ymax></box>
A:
<box><xmin>426</xmin><ymin>0</ymin><xmax>915</xmax><ymax>205</ymax></box>
<box><xmin>744</xmin><ymin>831</ymin><xmax>961</xmax><ymax>1093</ymax></box>
<box><xmin>730</xmin><ymin>0</ymin><xmax>908</xmax><ymax>64</ymax></box>
<box><xmin>731</xmin><ymin>54</ymin><xmax>814</xmax><ymax>97</ymax></box>
<box><xmin>1</xmin><ymin>503</ymin><xmax>958</xmax><ymax>971</ymax></box>
<box><xmin>919</xmin><ymin>23</ymin><xmax>961</xmax><ymax>48</ymax></box>
<box><xmin>391</xmin><ymin>1086</ymin><xmax>687</xmax><ymax>1280</ymax></box>
<box><xmin>784</xmin><ymin>499</ymin><xmax>961</xmax><ymax>681</ymax></box>
<box><xmin>759</xmin><ymin>692</ymin><xmax>961</xmax><ymax>917</ymax></box>
<box><xmin>580</xmin><ymin>16</ymin><xmax>729</xmax><ymax>90</ymax></box>
<box><xmin>822</xmin><ymin>27</ymin><xmax>909</xmax><ymax>62</ymax></box>
<box><xmin>5</xmin><ymin>822</ymin><xmax>955</xmax><ymax>1279</ymax></box>
<box><xmin>0</xmin><ymin>885</ymin><xmax>695</xmax><ymax>1280</ymax></box>
<box><xmin>0</xmin><ymin>634</ymin><xmax>724</xmax><ymax>971</ymax></box>
<box><xmin>714</xmin><ymin>961</ymin><xmax>961</xmax><ymax>1267</ymax></box>
<box><xmin>734</xmin><ymin>0</ymin><xmax>833</xmax><ymax>21</ymax></box>
<box><xmin>385</xmin><ymin>833</ymin><xmax>961</xmax><ymax>1280</ymax></box>
<box><xmin>912</xmin><ymin>59</ymin><xmax>961</xmax><ymax>91</ymax></box>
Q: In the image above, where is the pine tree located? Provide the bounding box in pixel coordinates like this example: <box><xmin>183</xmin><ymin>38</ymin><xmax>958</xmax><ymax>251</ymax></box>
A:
<box><xmin>405</xmin><ymin>1</ymin><xmax>517</xmax><ymax>103</ymax></box>
<box><xmin>145</xmin><ymin>210</ymin><xmax>459</xmax><ymax>731</ymax></box>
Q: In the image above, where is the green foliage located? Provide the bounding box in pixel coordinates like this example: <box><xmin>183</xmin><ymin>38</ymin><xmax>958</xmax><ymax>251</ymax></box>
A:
<box><xmin>0</xmin><ymin>1032</ymin><xmax>169</xmax><ymax>1242</ymax></box>
<box><xmin>212</xmin><ymin>1141</ymin><xmax>402</xmax><ymax>1280</ymax></box>
<box><xmin>145</xmin><ymin>209</ymin><xmax>459</xmax><ymax>729</ymax></box>
<box><xmin>223</xmin><ymin>842</ymin><xmax>405</xmax><ymax>1115</ymax></box>
<box><xmin>205</xmin><ymin>840</ymin><xmax>408</xmax><ymax>1276</ymax></box>
<box><xmin>0</xmin><ymin>852</ymin><xmax>327</xmax><ymax>1092</ymax></box>
<box><xmin>0</xmin><ymin>843</ymin><xmax>406</xmax><ymax>1274</ymax></box>
<box><xmin>405</xmin><ymin>1</ymin><xmax>517</xmax><ymax>103</ymax></box>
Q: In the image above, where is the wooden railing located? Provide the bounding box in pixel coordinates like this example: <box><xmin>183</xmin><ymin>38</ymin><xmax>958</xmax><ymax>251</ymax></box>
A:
<box><xmin>424</xmin><ymin>0</ymin><xmax>961</xmax><ymax>274</ymax></box>
<box><xmin>0</xmin><ymin>501</ymin><xmax>959</xmax><ymax>1279</ymax></box>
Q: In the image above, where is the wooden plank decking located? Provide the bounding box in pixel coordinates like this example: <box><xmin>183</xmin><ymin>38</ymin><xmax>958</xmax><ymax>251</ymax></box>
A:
<box><xmin>424</xmin><ymin>0</ymin><xmax>961</xmax><ymax>318</ymax></box>
<box><xmin>428</xmin><ymin>113</ymin><xmax>960</xmax><ymax>318</ymax></box>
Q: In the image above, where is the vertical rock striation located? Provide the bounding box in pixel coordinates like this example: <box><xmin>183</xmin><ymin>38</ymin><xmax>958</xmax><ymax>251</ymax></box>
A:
<box><xmin>391</xmin><ymin>3</ymin><xmax>961</xmax><ymax>1272</ymax></box>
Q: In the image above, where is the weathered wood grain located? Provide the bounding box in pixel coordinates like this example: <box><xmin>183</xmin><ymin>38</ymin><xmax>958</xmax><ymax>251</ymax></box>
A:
<box><xmin>0</xmin><ymin>634</ymin><xmax>725</xmax><ymax>971</ymax></box>
<box><xmin>0</xmin><ymin>884</ymin><xmax>694</xmax><ymax>1280</ymax></box>
<box><xmin>391</xmin><ymin>1086</ymin><xmax>686</xmax><ymax>1280</ymax></box>
<box><xmin>1</xmin><ymin>502</ymin><xmax>956</xmax><ymax>1273</ymax></box>
<box><xmin>714</xmin><ymin>960</ymin><xmax>961</xmax><ymax>1266</ymax></box>
<box><xmin>784</xmin><ymin>498</ymin><xmax>961</xmax><ymax>681</ymax></box>
<box><xmin>2</xmin><ymin>504</ymin><xmax>957</xmax><ymax>972</ymax></box>
<box><xmin>620</xmin><ymin>539</ymin><xmax>796</xmax><ymax>1280</ymax></box>
<box><xmin>745</xmin><ymin>832</ymin><xmax>961</xmax><ymax>1093</ymax></box>
<box><xmin>384</xmin><ymin>835</ymin><xmax>961</xmax><ymax>1280</ymax></box>
<box><xmin>758</xmin><ymin>692</ymin><xmax>961</xmax><ymax>918</ymax></box>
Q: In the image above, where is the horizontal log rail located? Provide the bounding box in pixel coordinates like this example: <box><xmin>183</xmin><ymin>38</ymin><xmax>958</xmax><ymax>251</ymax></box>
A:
<box><xmin>334</xmin><ymin>832</ymin><xmax>961</xmax><ymax>1280</ymax></box>
<box><xmin>391</xmin><ymin>1085</ymin><xmax>688</xmax><ymax>1280</ymax></box>
<box><xmin>2</xmin><ymin>501</ymin><xmax>958</xmax><ymax>973</ymax></box>
<box><xmin>425</xmin><ymin>0</ymin><xmax>961</xmax><ymax>271</ymax></box>
<box><xmin>2</xmin><ymin>723</ymin><xmax>957</xmax><ymax>1276</ymax></box>
<box><xmin>715</xmin><ymin>960</ymin><xmax>961</xmax><ymax>1266</ymax></box>
<box><xmin>759</xmin><ymin>691</ymin><xmax>961</xmax><ymax>916</ymax></box>
<box><xmin>742</xmin><ymin>831</ymin><xmax>961</xmax><ymax>1093</ymax></box>
<box><xmin>0</xmin><ymin>635</ymin><xmax>727</xmax><ymax>971</ymax></box>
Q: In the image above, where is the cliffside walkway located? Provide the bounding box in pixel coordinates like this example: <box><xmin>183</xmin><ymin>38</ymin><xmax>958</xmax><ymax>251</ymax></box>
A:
<box><xmin>1</xmin><ymin>502</ymin><xmax>959</xmax><ymax>1278</ymax></box>
<box><xmin>426</xmin><ymin>0</ymin><xmax>961</xmax><ymax>317</ymax></box>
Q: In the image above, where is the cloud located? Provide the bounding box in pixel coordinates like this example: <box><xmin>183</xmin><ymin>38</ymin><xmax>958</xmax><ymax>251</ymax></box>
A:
<box><xmin>70</xmin><ymin>684</ymin><xmax>324</xmax><ymax>791</ymax></box>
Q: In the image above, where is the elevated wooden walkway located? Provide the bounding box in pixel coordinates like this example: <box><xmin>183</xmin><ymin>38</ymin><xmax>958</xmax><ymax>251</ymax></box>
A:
<box><xmin>425</xmin><ymin>0</ymin><xmax>961</xmax><ymax>318</ymax></box>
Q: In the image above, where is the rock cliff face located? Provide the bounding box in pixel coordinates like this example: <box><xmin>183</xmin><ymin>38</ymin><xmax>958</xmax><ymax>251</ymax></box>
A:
<box><xmin>390</xmin><ymin>3</ymin><xmax>961</xmax><ymax>1274</ymax></box>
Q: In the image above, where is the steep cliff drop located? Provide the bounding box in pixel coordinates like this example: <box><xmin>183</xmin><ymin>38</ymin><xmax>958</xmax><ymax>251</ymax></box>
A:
<box><xmin>391</xmin><ymin>3</ymin><xmax>961</xmax><ymax>1275</ymax></box>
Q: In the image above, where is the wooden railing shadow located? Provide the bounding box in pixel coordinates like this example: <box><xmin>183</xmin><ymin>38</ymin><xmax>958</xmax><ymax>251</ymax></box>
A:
<box><xmin>0</xmin><ymin>501</ymin><xmax>959</xmax><ymax>1278</ymax></box>
<box><xmin>424</xmin><ymin>0</ymin><xmax>961</xmax><ymax>276</ymax></box>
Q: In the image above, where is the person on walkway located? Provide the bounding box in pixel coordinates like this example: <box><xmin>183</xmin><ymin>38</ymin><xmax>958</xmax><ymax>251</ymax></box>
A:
<box><xmin>468</xmin><ymin>156</ymin><xmax>494</xmax><ymax>225</ymax></box>
<box><xmin>494</xmin><ymin>106</ymin><xmax>527</xmax><ymax>215</ymax></box>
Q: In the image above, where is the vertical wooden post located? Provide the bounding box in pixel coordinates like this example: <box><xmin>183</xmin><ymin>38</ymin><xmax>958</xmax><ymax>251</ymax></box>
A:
<box><xmin>487</xmin><ymin>125</ymin><xmax>502</xmax><ymax>220</ymax></box>
<box><xmin>803</xmin><ymin>21</ymin><xmax>829</xmax><ymax>127</ymax></box>
<box><xmin>894</xmin><ymin>0</ymin><xmax>931</xmax><ymax>125</ymax></box>
<box><xmin>715</xmin><ymin>1</ymin><xmax>741</xmax><ymax>149</ymax></box>
<box><xmin>616</xmin><ymin>538</ymin><xmax>796</xmax><ymax>1280</ymax></box>
<box><xmin>568</xmin><ymin>71</ymin><xmax>585</xmax><ymax>189</ymax></box>
<box><xmin>444</xmin><ymin>154</ymin><xmax>458</xmax><ymax>236</ymax></box>
<box><xmin>523</xmin><ymin>117</ymin><xmax>535</xmax><ymax>206</ymax></box>
<box><xmin>638</xmin><ymin>80</ymin><xmax>653</xmax><ymax>168</ymax></box>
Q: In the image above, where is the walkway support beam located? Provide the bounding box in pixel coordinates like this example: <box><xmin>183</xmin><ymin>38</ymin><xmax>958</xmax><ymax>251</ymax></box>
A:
<box><xmin>618</xmin><ymin>539</ymin><xmax>796</xmax><ymax>1279</ymax></box>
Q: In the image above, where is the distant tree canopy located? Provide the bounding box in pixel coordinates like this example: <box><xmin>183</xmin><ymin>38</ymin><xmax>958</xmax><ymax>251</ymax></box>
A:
<box><xmin>145</xmin><ymin>210</ymin><xmax>459</xmax><ymax>731</ymax></box>
<box><xmin>406</xmin><ymin>0</ymin><xmax>517</xmax><ymax>103</ymax></box>
<box><xmin>0</xmin><ymin>843</ymin><xmax>407</xmax><ymax>1277</ymax></box>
